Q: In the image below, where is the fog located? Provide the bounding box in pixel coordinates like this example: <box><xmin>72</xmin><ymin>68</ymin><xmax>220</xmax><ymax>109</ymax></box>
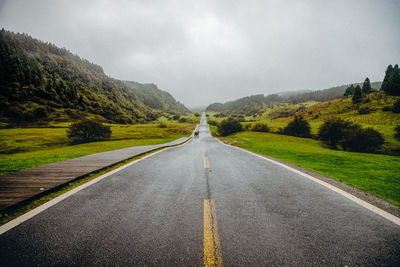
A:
<box><xmin>1</xmin><ymin>0</ymin><xmax>399</xmax><ymax>107</ymax></box>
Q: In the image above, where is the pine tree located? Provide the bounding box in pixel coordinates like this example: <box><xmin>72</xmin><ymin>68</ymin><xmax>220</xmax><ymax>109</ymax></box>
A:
<box><xmin>389</xmin><ymin>64</ymin><xmax>400</xmax><ymax>96</ymax></box>
<box><xmin>362</xmin><ymin>77</ymin><xmax>372</xmax><ymax>94</ymax></box>
<box><xmin>352</xmin><ymin>85</ymin><xmax>362</xmax><ymax>103</ymax></box>
<box><xmin>344</xmin><ymin>84</ymin><xmax>355</xmax><ymax>97</ymax></box>
<box><xmin>381</xmin><ymin>64</ymin><xmax>400</xmax><ymax>95</ymax></box>
<box><xmin>381</xmin><ymin>64</ymin><xmax>394</xmax><ymax>93</ymax></box>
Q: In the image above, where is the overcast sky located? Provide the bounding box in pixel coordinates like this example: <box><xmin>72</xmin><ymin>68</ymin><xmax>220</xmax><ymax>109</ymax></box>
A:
<box><xmin>1</xmin><ymin>0</ymin><xmax>399</xmax><ymax>107</ymax></box>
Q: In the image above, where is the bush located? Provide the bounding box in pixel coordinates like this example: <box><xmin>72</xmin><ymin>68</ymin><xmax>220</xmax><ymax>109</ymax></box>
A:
<box><xmin>34</xmin><ymin>106</ymin><xmax>48</xmax><ymax>118</ymax></box>
<box><xmin>172</xmin><ymin>115</ymin><xmax>180</xmax><ymax>120</ymax></box>
<box><xmin>393</xmin><ymin>99</ymin><xmax>400</xmax><ymax>113</ymax></box>
<box><xmin>214</xmin><ymin>113</ymin><xmax>227</xmax><ymax>118</ymax></box>
<box><xmin>382</xmin><ymin>106</ymin><xmax>392</xmax><ymax>112</ymax></box>
<box><xmin>158</xmin><ymin>121</ymin><xmax>167</xmax><ymax>128</ymax></box>
<box><xmin>340</xmin><ymin>127</ymin><xmax>384</xmax><ymax>152</ymax></box>
<box><xmin>395</xmin><ymin>126</ymin><xmax>400</xmax><ymax>141</ymax></box>
<box><xmin>207</xmin><ymin>120</ymin><xmax>218</xmax><ymax>126</ymax></box>
<box><xmin>319</xmin><ymin>119</ymin><xmax>353</xmax><ymax>149</ymax></box>
<box><xmin>194</xmin><ymin>112</ymin><xmax>200</xmax><ymax>117</ymax></box>
<box><xmin>251</xmin><ymin>123</ymin><xmax>269</xmax><ymax>132</ymax></box>
<box><xmin>217</xmin><ymin>119</ymin><xmax>243</xmax><ymax>136</ymax></box>
<box><xmin>283</xmin><ymin>116</ymin><xmax>311</xmax><ymax>138</ymax></box>
<box><xmin>358</xmin><ymin>107</ymin><xmax>371</xmax><ymax>115</ymax></box>
<box><xmin>67</xmin><ymin>120</ymin><xmax>111</xmax><ymax>144</ymax></box>
<box><xmin>178</xmin><ymin>117</ymin><xmax>187</xmax><ymax>123</ymax></box>
<box><xmin>244</xmin><ymin>123</ymin><xmax>252</xmax><ymax>130</ymax></box>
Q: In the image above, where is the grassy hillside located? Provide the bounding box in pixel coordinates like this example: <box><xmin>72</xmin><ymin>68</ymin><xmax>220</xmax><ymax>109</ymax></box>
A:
<box><xmin>0</xmin><ymin>29</ymin><xmax>189</xmax><ymax>125</ymax></box>
<box><xmin>206</xmin><ymin>82</ymin><xmax>382</xmax><ymax>115</ymax></box>
<box><xmin>123</xmin><ymin>81</ymin><xmax>190</xmax><ymax>115</ymax></box>
<box><xmin>253</xmin><ymin>92</ymin><xmax>400</xmax><ymax>153</ymax></box>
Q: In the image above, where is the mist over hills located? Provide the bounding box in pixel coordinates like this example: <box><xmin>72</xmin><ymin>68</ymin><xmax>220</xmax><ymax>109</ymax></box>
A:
<box><xmin>206</xmin><ymin>82</ymin><xmax>382</xmax><ymax>115</ymax></box>
<box><xmin>0</xmin><ymin>29</ymin><xmax>189</xmax><ymax>125</ymax></box>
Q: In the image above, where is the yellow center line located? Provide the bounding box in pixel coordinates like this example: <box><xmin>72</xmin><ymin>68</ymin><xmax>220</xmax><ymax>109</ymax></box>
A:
<box><xmin>204</xmin><ymin>157</ymin><xmax>209</xmax><ymax>169</ymax></box>
<box><xmin>204</xmin><ymin>199</ymin><xmax>223</xmax><ymax>267</ymax></box>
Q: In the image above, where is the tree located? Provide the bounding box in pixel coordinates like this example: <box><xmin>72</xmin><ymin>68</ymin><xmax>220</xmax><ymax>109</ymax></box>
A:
<box><xmin>318</xmin><ymin>118</ymin><xmax>353</xmax><ymax>149</ymax></box>
<box><xmin>393</xmin><ymin>99</ymin><xmax>400</xmax><ymax>113</ymax></box>
<box><xmin>381</xmin><ymin>65</ymin><xmax>394</xmax><ymax>93</ymax></box>
<box><xmin>361</xmin><ymin>77</ymin><xmax>372</xmax><ymax>94</ymax></box>
<box><xmin>381</xmin><ymin>64</ymin><xmax>400</xmax><ymax>96</ymax></box>
<box><xmin>217</xmin><ymin>119</ymin><xmax>243</xmax><ymax>136</ymax></box>
<box><xmin>344</xmin><ymin>85</ymin><xmax>355</xmax><ymax>97</ymax></box>
<box><xmin>395</xmin><ymin>126</ymin><xmax>400</xmax><ymax>142</ymax></box>
<box><xmin>67</xmin><ymin>120</ymin><xmax>111</xmax><ymax>144</ymax></box>
<box><xmin>340</xmin><ymin>126</ymin><xmax>384</xmax><ymax>152</ymax></box>
<box><xmin>251</xmin><ymin>123</ymin><xmax>269</xmax><ymax>132</ymax></box>
<box><xmin>283</xmin><ymin>116</ymin><xmax>311</xmax><ymax>138</ymax></box>
<box><xmin>352</xmin><ymin>85</ymin><xmax>362</xmax><ymax>103</ymax></box>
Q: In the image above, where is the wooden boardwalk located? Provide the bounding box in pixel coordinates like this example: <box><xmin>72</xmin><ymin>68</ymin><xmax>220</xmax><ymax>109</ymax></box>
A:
<box><xmin>0</xmin><ymin>137</ymin><xmax>190</xmax><ymax>211</ymax></box>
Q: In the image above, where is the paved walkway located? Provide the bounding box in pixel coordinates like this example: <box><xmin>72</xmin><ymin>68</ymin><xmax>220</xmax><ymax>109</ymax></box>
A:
<box><xmin>0</xmin><ymin>136</ymin><xmax>191</xmax><ymax>211</ymax></box>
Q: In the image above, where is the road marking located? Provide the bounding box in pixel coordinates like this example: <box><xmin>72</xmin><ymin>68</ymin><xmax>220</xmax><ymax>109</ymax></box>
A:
<box><xmin>216</xmin><ymin>139</ymin><xmax>400</xmax><ymax>226</ymax></box>
<box><xmin>204</xmin><ymin>199</ymin><xmax>223</xmax><ymax>267</ymax></box>
<box><xmin>204</xmin><ymin>157</ymin><xmax>209</xmax><ymax>169</ymax></box>
<box><xmin>0</xmin><ymin>142</ymin><xmax>190</xmax><ymax>235</ymax></box>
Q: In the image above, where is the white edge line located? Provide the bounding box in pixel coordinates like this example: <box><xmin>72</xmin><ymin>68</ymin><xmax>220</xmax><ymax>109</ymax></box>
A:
<box><xmin>215</xmin><ymin>138</ymin><xmax>400</xmax><ymax>226</ymax></box>
<box><xmin>0</xmin><ymin>142</ymin><xmax>188</xmax><ymax>235</ymax></box>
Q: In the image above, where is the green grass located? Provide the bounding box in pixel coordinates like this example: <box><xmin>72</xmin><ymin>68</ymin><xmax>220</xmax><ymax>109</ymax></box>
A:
<box><xmin>0</xmin><ymin>123</ymin><xmax>195</xmax><ymax>175</ymax></box>
<box><xmin>220</xmin><ymin>131</ymin><xmax>400</xmax><ymax>206</ymax></box>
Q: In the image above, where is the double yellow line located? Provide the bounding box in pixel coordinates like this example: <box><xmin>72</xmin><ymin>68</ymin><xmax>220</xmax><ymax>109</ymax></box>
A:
<box><xmin>203</xmin><ymin>156</ymin><xmax>223</xmax><ymax>266</ymax></box>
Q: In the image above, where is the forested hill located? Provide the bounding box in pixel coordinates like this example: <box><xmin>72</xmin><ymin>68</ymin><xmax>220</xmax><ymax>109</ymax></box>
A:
<box><xmin>0</xmin><ymin>29</ymin><xmax>188</xmax><ymax>124</ymax></box>
<box><xmin>206</xmin><ymin>82</ymin><xmax>382</xmax><ymax>115</ymax></box>
<box><xmin>123</xmin><ymin>81</ymin><xmax>190</xmax><ymax>115</ymax></box>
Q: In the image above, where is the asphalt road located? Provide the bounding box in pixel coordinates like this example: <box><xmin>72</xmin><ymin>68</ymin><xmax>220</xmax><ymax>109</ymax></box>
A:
<box><xmin>1</xmin><ymin>114</ymin><xmax>400</xmax><ymax>266</ymax></box>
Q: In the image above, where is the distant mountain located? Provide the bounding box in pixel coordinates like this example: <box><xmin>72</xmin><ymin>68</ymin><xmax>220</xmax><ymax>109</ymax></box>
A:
<box><xmin>0</xmin><ymin>29</ymin><xmax>188</xmax><ymax>125</ymax></box>
<box><xmin>206</xmin><ymin>82</ymin><xmax>382</xmax><ymax>115</ymax></box>
<box><xmin>123</xmin><ymin>81</ymin><xmax>189</xmax><ymax>115</ymax></box>
<box><xmin>206</xmin><ymin>94</ymin><xmax>282</xmax><ymax>115</ymax></box>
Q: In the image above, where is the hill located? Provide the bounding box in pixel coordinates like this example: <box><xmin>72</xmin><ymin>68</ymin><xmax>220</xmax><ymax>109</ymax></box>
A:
<box><xmin>206</xmin><ymin>82</ymin><xmax>382</xmax><ymax>115</ymax></box>
<box><xmin>123</xmin><ymin>81</ymin><xmax>189</xmax><ymax>115</ymax></box>
<box><xmin>0</xmin><ymin>29</ymin><xmax>188</xmax><ymax>125</ymax></box>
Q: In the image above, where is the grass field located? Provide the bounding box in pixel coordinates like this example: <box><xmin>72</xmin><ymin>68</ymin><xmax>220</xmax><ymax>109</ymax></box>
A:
<box><xmin>217</xmin><ymin>130</ymin><xmax>400</xmax><ymax>206</ymax></box>
<box><xmin>0</xmin><ymin>122</ymin><xmax>196</xmax><ymax>175</ymax></box>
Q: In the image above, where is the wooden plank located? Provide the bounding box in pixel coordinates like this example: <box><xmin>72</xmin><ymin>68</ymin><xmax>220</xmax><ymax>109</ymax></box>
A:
<box><xmin>0</xmin><ymin>137</ymin><xmax>189</xmax><ymax>211</ymax></box>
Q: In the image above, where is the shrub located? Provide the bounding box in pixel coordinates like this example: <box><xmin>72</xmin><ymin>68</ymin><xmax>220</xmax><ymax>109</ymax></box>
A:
<box><xmin>217</xmin><ymin>119</ymin><xmax>243</xmax><ymax>136</ymax></box>
<box><xmin>283</xmin><ymin>116</ymin><xmax>311</xmax><ymax>138</ymax></box>
<box><xmin>34</xmin><ymin>106</ymin><xmax>48</xmax><ymax>118</ymax></box>
<box><xmin>358</xmin><ymin>107</ymin><xmax>371</xmax><ymax>115</ymax></box>
<box><xmin>207</xmin><ymin>120</ymin><xmax>218</xmax><ymax>126</ymax></box>
<box><xmin>194</xmin><ymin>112</ymin><xmax>200</xmax><ymax>117</ymax></box>
<box><xmin>178</xmin><ymin>117</ymin><xmax>187</xmax><ymax>123</ymax></box>
<box><xmin>244</xmin><ymin>123</ymin><xmax>252</xmax><ymax>130</ymax></box>
<box><xmin>395</xmin><ymin>126</ymin><xmax>400</xmax><ymax>141</ymax></box>
<box><xmin>382</xmin><ymin>106</ymin><xmax>392</xmax><ymax>112</ymax></box>
<box><xmin>67</xmin><ymin>120</ymin><xmax>111</xmax><ymax>144</ymax></box>
<box><xmin>393</xmin><ymin>99</ymin><xmax>400</xmax><ymax>113</ymax></box>
<box><xmin>319</xmin><ymin>119</ymin><xmax>353</xmax><ymax>149</ymax></box>
<box><xmin>251</xmin><ymin>123</ymin><xmax>269</xmax><ymax>132</ymax></box>
<box><xmin>214</xmin><ymin>113</ymin><xmax>227</xmax><ymax>118</ymax></box>
<box><xmin>340</xmin><ymin>127</ymin><xmax>384</xmax><ymax>152</ymax></box>
<box><xmin>158</xmin><ymin>121</ymin><xmax>167</xmax><ymax>128</ymax></box>
<box><xmin>172</xmin><ymin>115</ymin><xmax>180</xmax><ymax>120</ymax></box>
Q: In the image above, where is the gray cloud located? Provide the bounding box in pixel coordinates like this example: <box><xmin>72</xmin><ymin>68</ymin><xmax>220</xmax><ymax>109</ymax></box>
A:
<box><xmin>1</xmin><ymin>0</ymin><xmax>399</xmax><ymax>107</ymax></box>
